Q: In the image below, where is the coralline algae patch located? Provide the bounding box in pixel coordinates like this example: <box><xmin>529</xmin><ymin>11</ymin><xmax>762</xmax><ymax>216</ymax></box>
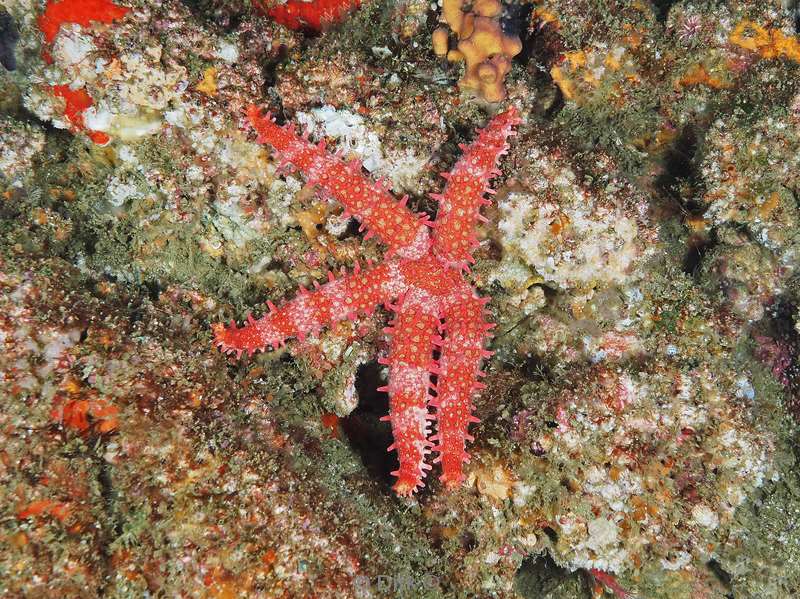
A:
<box><xmin>549</xmin><ymin>44</ymin><xmax>642</xmax><ymax>107</ymax></box>
<box><xmin>691</xmin><ymin>104</ymin><xmax>800</xmax><ymax>322</ymax></box>
<box><xmin>526</xmin><ymin>0</ymin><xmax>800</xmax><ymax>183</ymax></box>
<box><xmin>424</xmin><ymin>264</ymin><xmax>786</xmax><ymax>596</ymax></box>
<box><xmin>0</xmin><ymin>116</ymin><xmax>45</xmax><ymax>187</ymax></box>
<box><xmin>496</xmin><ymin>151</ymin><xmax>651</xmax><ymax>293</ymax></box>
<box><xmin>699</xmin><ymin>109</ymin><xmax>800</xmax><ymax>266</ymax></box>
<box><xmin>0</xmin><ymin>255</ymin><xmax>444</xmax><ymax>598</ymax></box>
<box><xmin>521</xmin><ymin>364</ymin><xmax>775</xmax><ymax>574</ymax></box>
<box><xmin>13</xmin><ymin>0</ymin><xmax>305</xmax><ymax>286</ymax></box>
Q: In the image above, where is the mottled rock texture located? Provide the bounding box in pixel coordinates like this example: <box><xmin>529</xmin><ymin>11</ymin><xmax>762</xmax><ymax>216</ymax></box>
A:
<box><xmin>2</xmin><ymin>0</ymin><xmax>800</xmax><ymax>597</ymax></box>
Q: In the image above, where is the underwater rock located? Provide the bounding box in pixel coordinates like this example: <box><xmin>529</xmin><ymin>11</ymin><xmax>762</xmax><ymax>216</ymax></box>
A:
<box><xmin>2</xmin><ymin>0</ymin><xmax>800</xmax><ymax>597</ymax></box>
<box><xmin>0</xmin><ymin>115</ymin><xmax>44</xmax><ymax>186</ymax></box>
<box><xmin>0</xmin><ymin>10</ymin><xmax>19</xmax><ymax>71</ymax></box>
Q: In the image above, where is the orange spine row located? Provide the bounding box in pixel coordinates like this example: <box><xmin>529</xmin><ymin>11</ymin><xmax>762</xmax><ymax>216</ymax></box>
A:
<box><xmin>213</xmin><ymin>261</ymin><xmax>400</xmax><ymax>357</ymax></box>
<box><xmin>431</xmin><ymin>294</ymin><xmax>494</xmax><ymax>487</ymax></box>
<box><xmin>379</xmin><ymin>302</ymin><xmax>440</xmax><ymax>495</ymax></box>
<box><xmin>247</xmin><ymin>106</ymin><xmax>430</xmax><ymax>258</ymax></box>
<box><xmin>432</xmin><ymin>107</ymin><xmax>521</xmax><ymax>268</ymax></box>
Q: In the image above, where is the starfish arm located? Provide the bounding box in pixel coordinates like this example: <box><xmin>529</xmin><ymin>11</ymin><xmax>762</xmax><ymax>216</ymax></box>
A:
<box><xmin>380</xmin><ymin>300</ymin><xmax>440</xmax><ymax>496</ymax></box>
<box><xmin>431</xmin><ymin>291</ymin><xmax>494</xmax><ymax>489</ymax></box>
<box><xmin>213</xmin><ymin>260</ymin><xmax>404</xmax><ymax>357</ymax></box>
<box><xmin>431</xmin><ymin>107</ymin><xmax>520</xmax><ymax>269</ymax></box>
<box><xmin>247</xmin><ymin>105</ymin><xmax>431</xmax><ymax>259</ymax></box>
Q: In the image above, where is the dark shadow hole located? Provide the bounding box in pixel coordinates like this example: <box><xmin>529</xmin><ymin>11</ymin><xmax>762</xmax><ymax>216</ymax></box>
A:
<box><xmin>707</xmin><ymin>559</ymin><xmax>733</xmax><ymax>594</ymax></box>
<box><xmin>460</xmin><ymin>531</ymin><xmax>478</xmax><ymax>552</ymax></box>
<box><xmin>514</xmin><ymin>554</ymin><xmax>573</xmax><ymax>598</ymax></box>
<box><xmin>83</xmin><ymin>232</ymin><xmax>98</xmax><ymax>257</ymax></box>
<box><xmin>143</xmin><ymin>280</ymin><xmax>162</xmax><ymax>302</ymax></box>
<box><xmin>652</xmin><ymin>0</ymin><xmax>678</xmax><ymax>23</ymax></box>
<box><xmin>522</xmin><ymin>353</ymin><xmax>552</xmax><ymax>383</ymax></box>
<box><xmin>0</xmin><ymin>10</ymin><xmax>19</xmax><ymax>72</ymax></box>
<box><xmin>97</xmin><ymin>461</ymin><xmax>123</xmax><ymax>538</ymax></box>
<box><xmin>261</xmin><ymin>44</ymin><xmax>288</xmax><ymax>90</ymax></box>
<box><xmin>502</xmin><ymin>2</ymin><xmax>533</xmax><ymax>46</ymax></box>
<box><xmin>542</xmin><ymin>526</ymin><xmax>558</xmax><ymax>543</ymax></box>
<box><xmin>340</xmin><ymin>360</ymin><xmax>397</xmax><ymax>489</ymax></box>
<box><xmin>655</xmin><ymin>125</ymin><xmax>699</xmax><ymax>206</ymax></box>
<box><xmin>762</xmin><ymin>300</ymin><xmax>800</xmax><ymax>420</ymax></box>
<box><xmin>179</xmin><ymin>0</ymin><xmax>245</xmax><ymax>32</ymax></box>
<box><xmin>682</xmin><ymin>235</ymin><xmax>715</xmax><ymax>277</ymax></box>
<box><xmin>338</xmin><ymin>217</ymin><xmax>361</xmax><ymax>240</ymax></box>
<box><xmin>516</xmin><ymin>0</ymin><xmax>564</xmax><ymax>110</ymax></box>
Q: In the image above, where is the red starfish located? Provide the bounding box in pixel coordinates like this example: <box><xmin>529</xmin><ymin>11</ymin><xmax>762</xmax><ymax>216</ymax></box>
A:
<box><xmin>214</xmin><ymin>105</ymin><xmax>519</xmax><ymax>495</ymax></box>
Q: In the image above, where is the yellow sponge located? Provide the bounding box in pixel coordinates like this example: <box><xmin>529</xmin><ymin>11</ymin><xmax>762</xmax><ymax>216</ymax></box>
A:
<box><xmin>433</xmin><ymin>0</ymin><xmax>521</xmax><ymax>102</ymax></box>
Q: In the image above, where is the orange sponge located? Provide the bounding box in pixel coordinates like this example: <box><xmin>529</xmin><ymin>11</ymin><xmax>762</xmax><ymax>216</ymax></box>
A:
<box><xmin>433</xmin><ymin>0</ymin><xmax>521</xmax><ymax>102</ymax></box>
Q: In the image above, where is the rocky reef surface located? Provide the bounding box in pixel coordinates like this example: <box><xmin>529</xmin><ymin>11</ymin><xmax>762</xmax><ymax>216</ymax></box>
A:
<box><xmin>2</xmin><ymin>1</ymin><xmax>800</xmax><ymax>597</ymax></box>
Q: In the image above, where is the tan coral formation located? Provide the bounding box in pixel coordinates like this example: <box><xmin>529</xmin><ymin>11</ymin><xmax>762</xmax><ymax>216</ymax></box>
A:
<box><xmin>432</xmin><ymin>0</ymin><xmax>522</xmax><ymax>102</ymax></box>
